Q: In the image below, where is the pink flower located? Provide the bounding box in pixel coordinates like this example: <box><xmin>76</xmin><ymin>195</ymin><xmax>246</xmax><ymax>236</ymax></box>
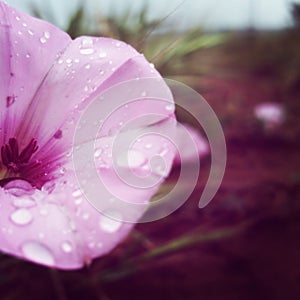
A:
<box><xmin>0</xmin><ymin>3</ymin><xmax>179</xmax><ymax>269</ymax></box>
<box><xmin>254</xmin><ymin>102</ymin><xmax>285</xmax><ymax>128</ymax></box>
<box><xmin>0</xmin><ymin>3</ymin><xmax>178</xmax><ymax>269</ymax></box>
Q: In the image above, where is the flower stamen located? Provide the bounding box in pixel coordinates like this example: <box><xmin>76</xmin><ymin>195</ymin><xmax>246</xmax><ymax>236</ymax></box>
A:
<box><xmin>0</xmin><ymin>138</ymin><xmax>38</xmax><ymax>178</ymax></box>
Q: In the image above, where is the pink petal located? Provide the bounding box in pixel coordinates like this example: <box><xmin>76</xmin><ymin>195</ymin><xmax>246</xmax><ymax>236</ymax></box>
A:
<box><xmin>0</xmin><ymin>3</ymin><xmax>71</xmax><ymax>143</ymax></box>
<box><xmin>0</xmin><ymin>4</ymin><xmax>178</xmax><ymax>269</ymax></box>
<box><xmin>17</xmin><ymin>37</ymin><xmax>174</xmax><ymax>151</ymax></box>
<box><xmin>173</xmin><ymin>123</ymin><xmax>209</xmax><ymax>164</ymax></box>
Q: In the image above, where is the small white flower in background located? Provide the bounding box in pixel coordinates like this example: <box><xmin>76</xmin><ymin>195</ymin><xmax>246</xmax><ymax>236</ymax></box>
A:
<box><xmin>254</xmin><ymin>102</ymin><xmax>285</xmax><ymax>129</ymax></box>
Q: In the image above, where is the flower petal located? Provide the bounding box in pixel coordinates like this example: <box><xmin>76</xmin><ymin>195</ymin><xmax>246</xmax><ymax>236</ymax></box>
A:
<box><xmin>0</xmin><ymin>3</ymin><xmax>71</xmax><ymax>144</ymax></box>
<box><xmin>16</xmin><ymin>36</ymin><xmax>175</xmax><ymax>156</ymax></box>
<box><xmin>173</xmin><ymin>123</ymin><xmax>209</xmax><ymax>164</ymax></box>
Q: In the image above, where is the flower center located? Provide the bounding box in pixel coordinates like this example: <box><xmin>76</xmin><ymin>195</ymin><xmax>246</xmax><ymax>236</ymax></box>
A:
<box><xmin>0</xmin><ymin>138</ymin><xmax>38</xmax><ymax>187</ymax></box>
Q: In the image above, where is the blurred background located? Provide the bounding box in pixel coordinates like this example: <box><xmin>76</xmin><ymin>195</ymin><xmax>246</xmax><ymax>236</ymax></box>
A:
<box><xmin>1</xmin><ymin>0</ymin><xmax>300</xmax><ymax>299</ymax></box>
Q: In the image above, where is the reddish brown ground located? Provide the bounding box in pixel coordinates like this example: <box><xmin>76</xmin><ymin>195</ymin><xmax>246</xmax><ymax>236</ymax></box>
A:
<box><xmin>0</xmin><ymin>31</ymin><xmax>299</xmax><ymax>300</ymax></box>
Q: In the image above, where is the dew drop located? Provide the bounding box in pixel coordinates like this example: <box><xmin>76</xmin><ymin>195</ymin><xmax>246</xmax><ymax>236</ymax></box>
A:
<box><xmin>40</xmin><ymin>37</ymin><xmax>47</xmax><ymax>44</ymax></box>
<box><xmin>117</xmin><ymin>150</ymin><xmax>146</xmax><ymax>168</ymax></box>
<box><xmin>10</xmin><ymin>209</ymin><xmax>33</xmax><ymax>226</ymax></box>
<box><xmin>57</xmin><ymin>59</ymin><xmax>63</xmax><ymax>64</ymax></box>
<box><xmin>41</xmin><ymin>181</ymin><xmax>56</xmax><ymax>194</ymax></box>
<box><xmin>80</xmin><ymin>48</ymin><xmax>94</xmax><ymax>55</ymax></box>
<box><xmin>81</xmin><ymin>37</ymin><xmax>93</xmax><ymax>47</ymax></box>
<box><xmin>94</xmin><ymin>148</ymin><xmax>103</xmax><ymax>158</ymax></box>
<box><xmin>44</xmin><ymin>31</ymin><xmax>50</xmax><ymax>39</ymax></box>
<box><xmin>75</xmin><ymin>198</ymin><xmax>82</xmax><ymax>205</ymax></box>
<box><xmin>165</xmin><ymin>104</ymin><xmax>175</xmax><ymax>111</ymax></box>
<box><xmin>12</xmin><ymin>197</ymin><xmax>36</xmax><ymax>208</ymax></box>
<box><xmin>159</xmin><ymin>147</ymin><xmax>169</xmax><ymax>156</ymax></box>
<box><xmin>22</xmin><ymin>242</ymin><xmax>55</xmax><ymax>266</ymax></box>
<box><xmin>72</xmin><ymin>189</ymin><xmax>82</xmax><ymax>198</ymax></box>
<box><xmin>28</xmin><ymin>29</ymin><xmax>34</xmax><ymax>36</ymax></box>
<box><xmin>153</xmin><ymin>163</ymin><xmax>168</xmax><ymax>177</ymax></box>
<box><xmin>145</xmin><ymin>143</ymin><xmax>153</xmax><ymax>149</ymax></box>
<box><xmin>85</xmin><ymin>63</ymin><xmax>91</xmax><ymax>69</ymax></box>
<box><xmin>5</xmin><ymin>179</ymin><xmax>34</xmax><ymax>196</ymax></box>
<box><xmin>99</xmin><ymin>211</ymin><xmax>122</xmax><ymax>233</ymax></box>
<box><xmin>99</xmin><ymin>52</ymin><xmax>107</xmax><ymax>58</ymax></box>
<box><xmin>88</xmin><ymin>241</ymin><xmax>95</xmax><ymax>249</ymax></box>
<box><xmin>61</xmin><ymin>241</ymin><xmax>72</xmax><ymax>253</ymax></box>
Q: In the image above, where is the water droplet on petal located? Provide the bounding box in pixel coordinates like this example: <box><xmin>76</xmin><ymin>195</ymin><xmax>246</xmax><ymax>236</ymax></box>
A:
<box><xmin>75</xmin><ymin>198</ymin><xmax>82</xmax><ymax>205</ymax></box>
<box><xmin>72</xmin><ymin>189</ymin><xmax>82</xmax><ymax>198</ymax></box>
<box><xmin>12</xmin><ymin>196</ymin><xmax>36</xmax><ymax>208</ymax></box>
<box><xmin>117</xmin><ymin>150</ymin><xmax>146</xmax><ymax>168</ymax></box>
<box><xmin>80</xmin><ymin>48</ymin><xmax>95</xmax><ymax>55</ymax></box>
<box><xmin>44</xmin><ymin>31</ymin><xmax>50</xmax><ymax>39</ymax></box>
<box><xmin>28</xmin><ymin>29</ymin><xmax>34</xmax><ymax>36</ymax></box>
<box><xmin>79</xmin><ymin>38</ymin><xmax>95</xmax><ymax>55</ymax></box>
<box><xmin>61</xmin><ymin>241</ymin><xmax>73</xmax><ymax>253</ymax></box>
<box><xmin>165</xmin><ymin>104</ymin><xmax>175</xmax><ymax>111</ymax></box>
<box><xmin>22</xmin><ymin>242</ymin><xmax>55</xmax><ymax>266</ymax></box>
<box><xmin>40</xmin><ymin>37</ymin><xmax>47</xmax><ymax>44</ymax></box>
<box><xmin>41</xmin><ymin>181</ymin><xmax>56</xmax><ymax>194</ymax></box>
<box><xmin>94</xmin><ymin>148</ymin><xmax>103</xmax><ymax>158</ymax></box>
<box><xmin>11</xmin><ymin>209</ymin><xmax>33</xmax><ymax>226</ymax></box>
<box><xmin>99</xmin><ymin>52</ymin><xmax>107</xmax><ymax>58</ymax></box>
<box><xmin>99</xmin><ymin>211</ymin><xmax>122</xmax><ymax>233</ymax></box>
<box><xmin>88</xmin><ymin>241</ymin><xmax>95</xmax><ymax>249</ymax></box>
<box><xmin>5</xmin><ymin>179</ymin><xmax>34</xmax><ymax>196</ymax></box>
